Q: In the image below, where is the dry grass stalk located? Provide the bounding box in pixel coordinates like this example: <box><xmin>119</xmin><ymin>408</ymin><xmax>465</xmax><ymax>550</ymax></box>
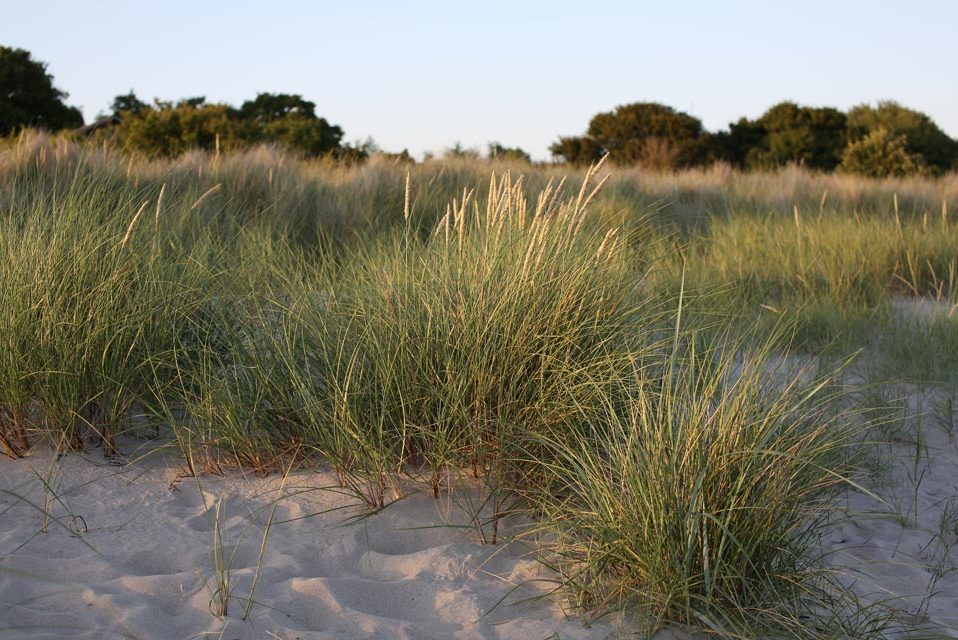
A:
<box><xmin>191</xmin><ymin>183</ymin><xmax>222</xmax><ymax>210</ymax></box>
<box><xmin>121</xmin><ymin>199</ymin><xmax>150</xmax><ymax>248</ymax></box>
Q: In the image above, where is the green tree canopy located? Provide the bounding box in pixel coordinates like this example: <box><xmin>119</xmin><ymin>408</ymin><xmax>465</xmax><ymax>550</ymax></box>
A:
<box><xmin>488</xmin><ymin>142</ymin><xmax>531</xmax><ymax>163</ymax></box>
<box><xmin>740</xmin><ymin>102</ymin><xmax>848</xmax><ymax>171</ymax></box>
<box><xmin>104</xmin><ymin>91</ymin><xmax>344</xmax><ymax>158</ymax></box>
<box><xmin>111</xmin><ymin>99</ymin><xmax>240</xmax><ymax>157</ymax></box>
<box><xmin>239</xmin><ymin>93</ymin><xmax>316</xmax><ymax>121</ymax></box>
<box><xmin>257</xmin><ymin>113</ymin><xmax>344</xmax><ymax>157</ymax></box>
<box><xmin>110</xmin><ymin>90</ymin><xmax>147</xmax><ymax>116</ymax></box>
<box><xmin>0</xmin><ymin>46</ymin><xmax>83</xmax><ymax>135</ymax></box>
<box><xmin>551</xmin><ymin>102</ymin><xmax>709</xmax><ymax>169</ymax></box>
<box><xmin>847</xmin><ymin>101</ymin><xmax>958</xmax><ymax>172</ymax></box>
<box><xmin>549</xmin><ymin>135</ymin><xmax>604</xmax><ymax>166</ymax></box>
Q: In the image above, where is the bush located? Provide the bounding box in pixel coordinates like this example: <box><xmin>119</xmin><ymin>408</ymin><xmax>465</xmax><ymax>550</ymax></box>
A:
<box><xmin>840</xmin><ymin>127</ymin><xmax>926</xmax><ymax>178</ymax></box>
<box><xmin>487</xmin><ymin>142</ymin><xmax>531</xmax><ymax>163</ymax></box>
<box><xmin>105</xmin><ymin>92</ymin><xmax>345</xmax><ymax>158</ymax></box>
<box><xmin>551</xmin><ymin>102</ymin><xmax>710</xmax><ymax>169</ymax></box>
<box><xmin>743</xmin><ymin>102</ymin><xmax>848</xmax><ymax>171</ymax></box>
<box><xmin>111</xmin><ymin>98</ymin><xmax>242</xmax><ymax>157</ymax></box>
<box><xmin>549</xmin><ymin>135</ymin><xmax>604</xmax><ymax>166</ymax></box>
<box><xmin>847</xmin><ymin>101</ymin><xmax>958</xmax><ymax>173</ymax></box>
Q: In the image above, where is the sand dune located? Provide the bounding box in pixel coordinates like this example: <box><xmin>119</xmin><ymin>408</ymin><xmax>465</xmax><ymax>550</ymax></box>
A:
<box><xmin>0</xmin><ymin>447</ymin><xmax>638</xmax><ymax>639</ymax></box>
<box><xmin>4</xmin><ymin>386</ymin><xmax>958</xmax><ymax>639</ymax></box>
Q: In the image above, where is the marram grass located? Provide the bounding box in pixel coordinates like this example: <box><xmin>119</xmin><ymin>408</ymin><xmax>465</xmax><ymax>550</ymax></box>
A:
<box><xmin>524</xmin><ymin>325</ymin><xmax>871</xmax><ymax>637</ymax></box>
<box><xmin>2</xmin><ymin>135</ymin><xmax>951</xmax><ymax>636</ymax></box>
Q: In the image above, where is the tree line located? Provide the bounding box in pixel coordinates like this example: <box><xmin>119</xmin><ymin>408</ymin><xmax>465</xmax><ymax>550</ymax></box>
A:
<box><xmin>551</xmin><ymin>101</ymin><xmax>958</xmax><ymax>177</ymax></box>
<box><xmin>3</xmin><ymin>45</ymin><xmax>956</xmax><ymax>176</ymax></box>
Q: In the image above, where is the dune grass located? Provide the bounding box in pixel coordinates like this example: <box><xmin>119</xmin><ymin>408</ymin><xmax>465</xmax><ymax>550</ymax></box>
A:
<box><xmin>2</xmin><ymin>131</ymin><xmax>958</xmax><ymax>636</ymax></box>
<box><xmin>525</xmin><ymin>326</ymin><xmax>868</xmax><ymax>636</ymax></box>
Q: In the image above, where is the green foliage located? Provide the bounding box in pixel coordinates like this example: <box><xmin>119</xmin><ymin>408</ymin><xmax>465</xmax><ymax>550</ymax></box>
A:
<box><xmin>840</xmin><ymin>128</ymin><xmax>926</xmax><ymax>178</ymax></box>
<box><xmin>549</xmin><ymin>135</ymin><xmax>604</xmax><ymax>166</ymax></box>
<box><xmin>552</xmin><ymin>102</ymin><xmax>709</xmax><ymax>169</ymax></box>
<box><xmin>711</xmin><ymin>117</ymin><xmax>766</xmax><ymax>167</ymax></box>
<box><xmin>487</xmin><ymin>141</ymin><xmax>531</xmax><ymax>163</ymax></box>
<box><xmin>110</xmin><ymin>90</ymin><xmax>147</xmax><ymax>116</ymax></box>
<box><xmin>743</xmin><ymin>102</ymin><xmax>848</xmax><ymax>171</ymax></box>
<box><xmin>105</xmin><ymin>91</ymin><xmax>343</xmax><ymax>158</ymax></box>
<box><xmin>256</xmin><ymin>113</ymin><xmax>343</xmax><ymax>157</ymax></box>
<box><xmin>553</xmin><ymin>99</ymin><xmax>957</xmax><ymax>176</ymax></box>
<box><xmin>239</xmin><ymin>92</ymin><xmax>317</xmax><ymax>121</ymax></box>
<box><xmin>0</xmin><ymin>46</ymin><xmax>83</xmax><ymax>135</ymax></box>
<box><xmin>377</xmin><ymin>148</ymin><xmax>415</xmax><ymax>164</ymax></box>
<box><xmin>847</xmin><ymin>101</ymin><xmax>958</xmax><ymax>172</ymax></box>
<box><xmin>112</xmin><ymin>98</ymin><xmax>241</xmax><ymax>157</ymax></box>
<box><xmin>443</xmin><ymin>141</ymin><xmax>480</xmax><ymax>159</ymax></box>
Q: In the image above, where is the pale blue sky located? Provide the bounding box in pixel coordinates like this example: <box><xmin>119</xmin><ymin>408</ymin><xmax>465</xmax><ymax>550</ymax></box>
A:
<box><xmin>3</xmin><ymin>1</ymin><xmax>955</xmax><ymax>160</ymax></box>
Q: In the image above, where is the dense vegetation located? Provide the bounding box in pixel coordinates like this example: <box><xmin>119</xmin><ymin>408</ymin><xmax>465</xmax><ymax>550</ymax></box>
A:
<box><xmin>1</xmin><ymin>131</ymin><xmax>957</xmax><ymax>636</ymax></box>
<box><xmin>98</xmin><ymin>90</ymin><xmax>371</xmax><ymax>160</ymax></box>
<box><xmin>0</xmin><ymin>46</ymin><xmax>83</xmax><ymax>135</ymax></box>
<box><xmin>554</xmin><ymin>100</ymin><xmax>958</xmax><ymax>175</ymax></box>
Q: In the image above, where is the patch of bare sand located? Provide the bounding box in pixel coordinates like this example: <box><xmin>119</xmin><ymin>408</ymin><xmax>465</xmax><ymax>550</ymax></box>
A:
<box><xmin>0</xmin><ymin>446</ymin><xmax>648</xmax><ymax>639</ymax></box>
<box><xmin>822</xmin><ymin>383</ymin><xmax>958</xmax><ymax>638</ymax></box>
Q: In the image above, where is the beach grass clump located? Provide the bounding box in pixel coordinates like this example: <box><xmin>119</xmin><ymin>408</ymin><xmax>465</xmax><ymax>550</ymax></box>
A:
<box><xmin>254</xmin><ymin>162</ymin><xmax>653</xmax><ymax>511</ymax></box>
<box><xmin>0</xmin><ymin>169</ymin><xmax>221</xmax><ymax>458</ymax></box>
<box><xmin>526</xmin><ymin>326</ymin><xmax>863</xmax><ymax>636</ymax></box>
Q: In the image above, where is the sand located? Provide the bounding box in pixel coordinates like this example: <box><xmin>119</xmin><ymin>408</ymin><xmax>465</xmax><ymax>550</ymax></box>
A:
<box><xmin>822</xmin><ymin>385</ymin><xmax>958</xmax><ymax>637</ymax></box>
<box><xmin>3</xmin><ymin>385</ymin><xmax>958</xmax><ymax>638</ymax></box>
<box><xmin>0</xmin><ymin>444</ymin><xmax>646</xmax><ymax>640</ymax></box>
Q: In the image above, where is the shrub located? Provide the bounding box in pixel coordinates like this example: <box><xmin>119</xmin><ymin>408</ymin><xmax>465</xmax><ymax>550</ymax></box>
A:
<box><xmin>105</xmin><ymin>91</ymin><xmax>345</xmax><ymax>158</ymax></box>
<box><xmin>487</xmin><ymin>142</ymin><xmax>531</xmax><ymax>163</ymax></box>
<box><xmin>551</xmin><ymin>102</ymin><xmax>710</xmax><ymax>169</ymax></box>
<box><xmin>549</xmin><ymin>135</ymin><xmax>604</xmax><ymax>166</ymax></box>
<box><xmin>840</xmin><ymin>127</ymin><xmax>926</xmax><ymax>178</ymax></box>
<box><xmin>743</xmin><ymin>102</ymin><xmax>848</xmax><ymax>171</ymax></box>
<box><xmin>112</xmin><ymin>98</ymin><xmax>242</xmax><ymax>157</ymax></box>
<box><xmin>847</xmin><ymin>101</ymin><xmax>958</xmax><ymax>173</ymax></box>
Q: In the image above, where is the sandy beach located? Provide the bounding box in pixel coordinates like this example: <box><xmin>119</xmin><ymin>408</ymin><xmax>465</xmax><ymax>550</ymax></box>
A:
<box><xmin>1</xmin><ymin>445</ymin><xmax>642</xmax><ymax>640</ymax></box>
<box><xmin>5</xmin><ymin>382</ymin><xmax>958</xmax><ymax>639</ymax></box>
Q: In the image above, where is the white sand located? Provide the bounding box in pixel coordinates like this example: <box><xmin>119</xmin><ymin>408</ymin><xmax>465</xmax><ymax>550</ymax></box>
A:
<box><xmin>823</xmin><ymin>385</ymin><xmax>958</xmax><ymax>637</ymax></box>
<box><xmin>3</xmin><ymin>386</ymin><xmax>958</xmax><ymax>638</ymax></box>
<box><xmin>0</xmin><ymin>445</ymin><xmax>647</xmax><ymax>640</ymax></box>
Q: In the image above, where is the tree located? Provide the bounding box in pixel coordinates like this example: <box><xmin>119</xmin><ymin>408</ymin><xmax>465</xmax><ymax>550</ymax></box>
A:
<box><xmin>0</xmin><ymin>46</ymin><xmax>83</xmax><ymax>135</ymax></box>
<box><xmin>239</xmin><ymin>93</ymin><xmax>342</xmax><ymax>156</ymax></box>
<box><xmin>239</xmin><ymin>93</ymin><xmax>316</xmax><ymax>121</ymax></box>
<box><xmin>549</xmin><ymin>135</ymin><xmax>604</xmax><ymax>166</ymax></box>
<box><xmin>111</xmin><ymin>100</ymin><xmax>241</xmax><ymax>157</ymax></box>
<box><xmin>742</xmin><ymin>102</ymin><xmax>848</xmax><ymax>171</ymax></box>
<box><xmin>110</xmin><ymin>91</ymin><xmax>147</xmax><ymax>116</ymax></box>
<box><xmin>488</xmin><ymin>142</ymin><xmax>531</xmax><ymax>163</ymax></box>
<box><xmin>256</xmin><ymin>114</ymin><xmax>343</xmax><ymax>157</ymax></box>
<box><xmin>840</xmin><ymin>128</ymin><xmax>926</xmax><ymax>178</ymax></box>
<box><xmin>105</xmin><ymin>91</ymin><xmax>345</xmax><ymax>158</ymax></box>
<box><xmin>847</xmin><ymin>101</ymin><xmax>958</xmax><ymax>172</ymax></box>
<box><xmin>550</xmin><ymin>102</ymin><xmax>709</xmax><ymax>169</ymax></box>
<box><xmin>444</xmin><ymin>142</ymin><xmax>480</xmax><ymax>159</ymax></box>
<box><xmin>709</xmin><ymin>118</ymin><xmax>765</xmax><ymax>168</ymax></box>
